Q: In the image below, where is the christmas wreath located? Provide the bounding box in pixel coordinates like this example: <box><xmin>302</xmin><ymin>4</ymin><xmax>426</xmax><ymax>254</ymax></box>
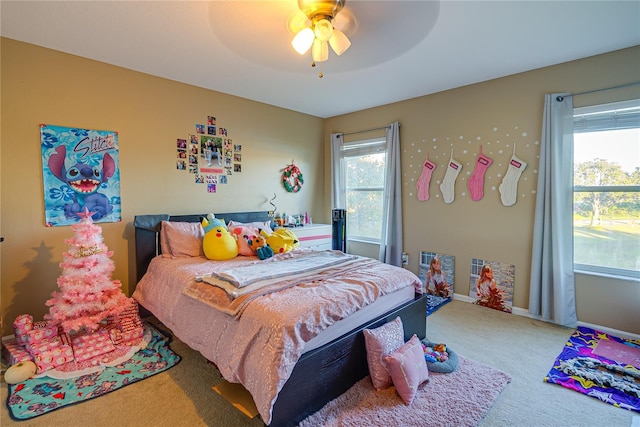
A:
<box><xmin>282</xmin><ymin>163</ymin><xmax>304</xmax><ymax>193</ymax></box>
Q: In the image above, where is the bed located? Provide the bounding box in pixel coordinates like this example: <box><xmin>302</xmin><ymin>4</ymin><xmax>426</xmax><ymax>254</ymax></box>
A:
<box><xmin>132</xmin><ymin>211</ymin><xmax>427</xmax><ymax>427</ymax></box>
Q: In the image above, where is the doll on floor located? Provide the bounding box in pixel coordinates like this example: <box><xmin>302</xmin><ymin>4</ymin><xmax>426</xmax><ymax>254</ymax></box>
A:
<box><xmin>426</xmin><ymin>257</ymin><xmax>451</xmax><ymax>298</ymax></box>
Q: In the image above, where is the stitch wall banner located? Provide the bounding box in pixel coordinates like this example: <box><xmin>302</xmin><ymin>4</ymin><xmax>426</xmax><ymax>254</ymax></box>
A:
<box><xmin>40</xmin><ymin>124</ymin><xmax>121</xmax><ymax>226</ymax></box>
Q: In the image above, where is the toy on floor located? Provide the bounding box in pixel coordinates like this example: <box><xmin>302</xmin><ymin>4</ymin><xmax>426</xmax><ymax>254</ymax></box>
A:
<box><xmin>422</xmin><ymin>342</ymin><xmax>449</xmax><ymax>363</ymax></box>
<box><xmin>4</xmin><ymin>361</ymin><xmax>37</xmax><ymax>384</ymax></box>
<box><xmin>421</xmin><ymin>340</ymin><xmax>459</xmax><ymax>373</ymax></box>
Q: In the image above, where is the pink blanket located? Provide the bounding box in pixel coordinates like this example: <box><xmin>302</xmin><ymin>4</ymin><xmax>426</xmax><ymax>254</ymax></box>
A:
<box><xmin>132</xmin><ymin>249</ymin><xmax>421</xmax><ymax>424</ymax></box>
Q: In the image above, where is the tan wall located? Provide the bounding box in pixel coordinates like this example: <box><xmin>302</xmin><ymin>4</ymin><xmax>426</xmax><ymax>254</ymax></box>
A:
<box><xmin>0</xmin><ymin>38</ymin><xmax>325</xmax><ymax>335</ymax></box>
<box><xmin>324</xmin><ymin>46</ymin><xmax>640</xmax><ymax>334</ymax></box>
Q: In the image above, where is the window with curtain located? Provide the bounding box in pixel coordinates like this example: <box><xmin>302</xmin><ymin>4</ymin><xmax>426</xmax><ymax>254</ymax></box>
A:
<box><xmin>341</xmin><ymin>137</ymin><xmax>387</xmax><ymax>242</ymax></box>
<box><xmin>573</xmin><ymin>99</ymin><xmax>640</xmax><ymax>279</ymax></box>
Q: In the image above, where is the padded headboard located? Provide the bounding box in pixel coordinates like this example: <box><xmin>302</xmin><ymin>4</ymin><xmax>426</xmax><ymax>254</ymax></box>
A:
<box><xmin>133</xmin><ymin>211</ymin><xmax>272</xmax><ymax>284</ymax></box>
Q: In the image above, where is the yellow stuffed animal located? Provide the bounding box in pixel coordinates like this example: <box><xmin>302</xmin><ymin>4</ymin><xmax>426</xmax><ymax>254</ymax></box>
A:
<box><xmin>260</xmin><ymin>228</ymin><xmax>299</xmax><ymax>254</ymax></box>
<box><xmin>202</xmin><ymin>214</ymin><xmax>238</xmax><ymax>260</ymax></box>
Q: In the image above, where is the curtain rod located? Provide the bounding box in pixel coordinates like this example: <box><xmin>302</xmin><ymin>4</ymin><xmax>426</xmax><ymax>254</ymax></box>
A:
<box><xmin>338</xmin><ymin>125</ymin><xmax>393</xmax><ymax>137</ymax></box>
<box><xmin>557</xmin><ymin>81</ymin><xmax>640</xmax><ymax>101</ymax></box>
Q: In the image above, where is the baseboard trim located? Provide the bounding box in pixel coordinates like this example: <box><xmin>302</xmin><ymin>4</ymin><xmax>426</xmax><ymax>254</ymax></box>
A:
<box><xmin>450</xmin><ymin>293</ymin><xmax>640</xmax><ymax>341</ymax></box>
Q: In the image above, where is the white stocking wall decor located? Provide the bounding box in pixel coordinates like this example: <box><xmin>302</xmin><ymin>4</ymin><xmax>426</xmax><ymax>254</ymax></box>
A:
<box><xmin>499</xmin><ymin>143</ymin><xmax>528</xmax><ymax>206</ymax></box>
<box><xmin>439</xmin><ymin>149</ymin><xmax>462</xmax><ymax>204</ymax></box>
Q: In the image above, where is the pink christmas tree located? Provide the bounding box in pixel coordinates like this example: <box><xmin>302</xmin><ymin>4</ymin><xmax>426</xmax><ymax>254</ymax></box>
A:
<box><xmin>45</xmin><ymin>209</ymin><xmax>129</xmax><ymax>333</ymax></box>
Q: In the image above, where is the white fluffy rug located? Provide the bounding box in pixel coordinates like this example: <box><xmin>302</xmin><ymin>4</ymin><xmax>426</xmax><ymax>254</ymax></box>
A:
<box><xmin>299</xmin><ymin>355</ymin><xmax>512</xmax><ymax>427</ymax></box>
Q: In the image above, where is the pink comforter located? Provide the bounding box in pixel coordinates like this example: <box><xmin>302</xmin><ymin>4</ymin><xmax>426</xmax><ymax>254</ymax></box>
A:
<box><xmin>132</xmin><ymin>249</ymin><xmax>421</xmax><ymax>424</ymax></box>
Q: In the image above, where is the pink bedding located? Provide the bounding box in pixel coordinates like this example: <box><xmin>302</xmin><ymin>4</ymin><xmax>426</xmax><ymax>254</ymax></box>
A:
<box><xmin>132</xmin><ymin>249</ymin><xmax>422</xmax><ymax>424</ymax></box>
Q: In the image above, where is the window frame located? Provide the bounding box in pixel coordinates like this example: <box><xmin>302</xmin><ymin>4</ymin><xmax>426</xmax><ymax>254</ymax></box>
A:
<box><xmin>341</xmin><ymin>137</ymin><xmax>387</xmax><ymax>243</ymax></box>
<box><xmin>572</xmin><ymin>99</ymin><xmax>640</xmax><ymax>281</ymax></box>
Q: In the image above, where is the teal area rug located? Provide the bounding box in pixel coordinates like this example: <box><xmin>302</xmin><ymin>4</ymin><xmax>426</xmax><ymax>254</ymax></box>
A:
<box><xmin>6</xmin><ymin>324</ymin><xmax>180</xmax><ymax>420</ymax></box>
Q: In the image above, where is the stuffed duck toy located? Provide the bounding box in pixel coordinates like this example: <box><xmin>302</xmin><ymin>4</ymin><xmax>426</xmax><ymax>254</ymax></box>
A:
<box><xmin>202</xmin><ymin>214</ymin><xmax>238</xmax><ymax>260</ymax></box>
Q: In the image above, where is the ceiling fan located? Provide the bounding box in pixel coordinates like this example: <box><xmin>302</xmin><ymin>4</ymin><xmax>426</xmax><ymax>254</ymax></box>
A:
<box><xmin>290</xmin><ymin>0</ymin><xmax>352</xmax><ymax>77</ymax></box>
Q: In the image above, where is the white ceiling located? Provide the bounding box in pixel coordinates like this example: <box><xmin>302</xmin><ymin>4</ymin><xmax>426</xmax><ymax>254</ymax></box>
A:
<box><xmin>2</xmin><ymin>1</ymin><xmax>639</xmax><ymax>118</ymax></box>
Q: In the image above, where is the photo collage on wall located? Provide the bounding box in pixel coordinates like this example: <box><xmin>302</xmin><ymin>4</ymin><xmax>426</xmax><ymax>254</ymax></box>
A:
<box><xmin>175</xmin><ymin>115</ymin><xmax>241</xmax><ymax>193</ymax></box>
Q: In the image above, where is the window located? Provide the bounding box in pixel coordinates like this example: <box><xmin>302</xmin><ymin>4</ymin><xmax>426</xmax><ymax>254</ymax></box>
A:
<box><xmin>341</xmin><ymin>137</ymin><xmax>386</xmax><ymax>242</ymax></box>
<box><xmin>573</xmin><ymin>99</ymin><xmax>640</xmax><ymax>279</ymax></box>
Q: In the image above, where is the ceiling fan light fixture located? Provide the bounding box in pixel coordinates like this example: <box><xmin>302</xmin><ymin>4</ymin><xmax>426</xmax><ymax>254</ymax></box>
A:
<box><xmin>291</xmin><ymin>0</ymin><xmax>350</xmax><ymax>76</ymax></box>
<box><xmin>292</xmin><ymin>27</ymin><xmax>315</xmax><ymax>54</ymax></box>
<box><xmin>329</xmin><ymin>28</ymin><xmax>350</xmax><ymax>56</ymax></box>
<box><xmin>313</xmin><ymin>18</ymin><xmax>334</xmax><ymax>42</ymax></box>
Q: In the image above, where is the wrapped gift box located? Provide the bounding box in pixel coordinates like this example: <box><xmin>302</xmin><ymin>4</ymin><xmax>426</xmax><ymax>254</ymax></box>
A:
<box><xmin>33</xmin><ymin>345</ymin><xmax>74</xmax><ymax>373</ymax></box>
<box><xmin>71</xmin><ymin>330</ymin><xmax>116</xmax><ymax>362</ymax></box>
<box><xmin>2</xmin><ymin>338</ymin><xmax>32</xmax><ymax>365</ymax></box>
<box><xmin>25</xmin><ymin>336</ymin><xmax>63</xmax><ymax>355</ymax></box>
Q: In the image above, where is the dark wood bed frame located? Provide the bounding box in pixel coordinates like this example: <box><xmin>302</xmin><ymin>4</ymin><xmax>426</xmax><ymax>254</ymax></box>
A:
<box><xmin>133</xmin><ymin>211</ymin><xmax>427</xmax><ymax>427</ymax></box>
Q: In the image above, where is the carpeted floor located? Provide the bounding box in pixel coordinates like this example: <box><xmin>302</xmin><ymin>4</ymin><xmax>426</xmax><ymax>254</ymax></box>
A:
<box><xmin>2</xmin><ymin>300</ymin><xmax>638</xmax><ymax>426</ymax></box>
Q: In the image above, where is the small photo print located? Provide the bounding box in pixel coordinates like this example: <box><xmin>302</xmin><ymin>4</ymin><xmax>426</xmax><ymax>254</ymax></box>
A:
<box><xmin>177</xmin><ymin>138</ymin><xmax>187</xmax><ymax>149</ymax></box>
<box><xmin>207</xmin><ymin>126</ymin><xmax>216</xmax><ymax>135</ymax></box>
<box><xmin>207</xmin><ymin>183</ymin><xmax>217</xmax><ymax>193</ymax></box>
<box><xmin>234</xmin><ymin>153</ymin><xmax>242</xmax><ymax>162</ymax></box>
<box><xmin>195</xmin><ymin>174</ymin><xmax>204</xmax><ymax>184</ymax></box>
<box><xmin>196</xmin><ymin>124</ymin><xmax>205</xmax><ymax>134</ymax></box>
<box><xmin>468</xmin><ymin>258</ymin><xmax>514</xmax><ymax>313</ymax></box>
<box><xmin>205</xmin><ymin>174</ymin><xmax>218</xmax><ymax>184</ymax></box>
<box><xmin>234</xmin><ymin>163</ymin><xmax>242</xmax><ymax>173</ymax></box>
<box><xmin>234</xmin><ymin>144</ymin><xmax>242</xmax><ymax>152</ymax></box>
<box><xmin>219</xmin><ymin>175</ymin><xmax>228</xmax><ymax>184</ymax></box>
<box><xmin>207</xmin><ymin>116</ymin><xmax>216</xmax><ymax>126</ymax></box>
<box><xmin>177</xmin><ymin>160</ymin><xmax>186</xmax><ymax>170</ymax></box>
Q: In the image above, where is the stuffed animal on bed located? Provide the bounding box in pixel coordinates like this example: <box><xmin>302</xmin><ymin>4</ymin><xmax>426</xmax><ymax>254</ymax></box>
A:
<box><xmin>202</xmin><ymin>214</ymin><xmax>238</xmax><ymax>260</ymax></box>
<box><xmin>251</xmin><ymin>234</ymin><xmax>274</xmax><ymax>260</ymax></box>
<box><xmin>260</xmin><ymin>228</ymin><xmax>299</xmax><ymax>254</ymax></box>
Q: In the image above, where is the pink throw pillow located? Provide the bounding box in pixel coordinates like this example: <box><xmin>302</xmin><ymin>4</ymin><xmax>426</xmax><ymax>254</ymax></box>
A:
<box><xmin>383</xmin><ymin>334</ymin><xmax>429</xmax><ymax>405</ymax></box>
<box><xmin>363</xmin><ymin>316</ymin><xmax>404</xmax><ymax>390</ymax></box>
<box><xmin>160</xmin><ymin>221</ymin><xmax>204</xmax><ymax>258</ymax></box>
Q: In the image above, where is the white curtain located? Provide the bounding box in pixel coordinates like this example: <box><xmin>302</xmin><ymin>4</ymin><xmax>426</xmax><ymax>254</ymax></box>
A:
<box><xmin>330</xmin><ymin>133</ymin><xmax>345</xmax><ymax>209</ymax></box>
<box><xmin>529</xmin><ymin>94</ymin><xmax>577</xmax><ymax>327</ymax></box>
<box><xmin>379</xmin><ymin>122</ymin><xmax>403</xmax><ymax>266</ymax></box>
